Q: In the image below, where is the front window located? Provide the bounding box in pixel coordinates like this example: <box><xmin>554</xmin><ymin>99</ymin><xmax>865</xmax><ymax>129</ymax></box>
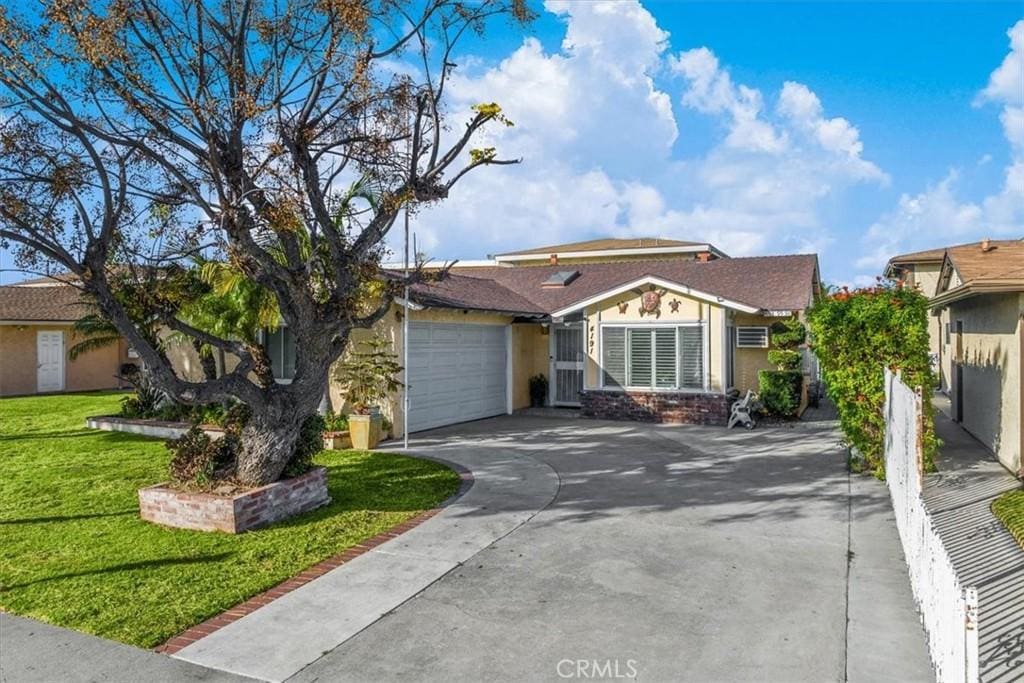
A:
<box><xmin>601</xmin><ymin>325</ymin><xmax>705</xmax><ymax>391</ymax></box>
<box><xmin>264</xmin><ymin>327</ymin><xmax>296</xmax><ymax>381</ymax></box>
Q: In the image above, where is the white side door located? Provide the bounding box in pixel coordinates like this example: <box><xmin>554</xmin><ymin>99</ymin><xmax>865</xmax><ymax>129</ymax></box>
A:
<box><xmin>37</xmin><ymin>330</ymin><xmax>65</xmax><ymax>392</ymax></box>
<box><xmin>550</xmin><ymin>323</ymin><xmax>584</xmax><ymax>406</ymax></box>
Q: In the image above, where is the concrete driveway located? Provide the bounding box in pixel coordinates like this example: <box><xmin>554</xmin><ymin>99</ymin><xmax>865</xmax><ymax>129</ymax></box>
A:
<box><xmin>290</xmin><ymin>413</ymin><xmax>932</xmax><ymax>683</ymax></box>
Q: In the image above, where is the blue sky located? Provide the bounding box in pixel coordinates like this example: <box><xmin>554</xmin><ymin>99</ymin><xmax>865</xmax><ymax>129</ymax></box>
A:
<box><xmin>1</xmin><ymin>1</ymin><xmax>1019</xmax><ymax>287</ymax></box>
<box><xmin>404</xmin><ymin>1</ymin><xmax>1024</xmax><ymax>286</ymax></box>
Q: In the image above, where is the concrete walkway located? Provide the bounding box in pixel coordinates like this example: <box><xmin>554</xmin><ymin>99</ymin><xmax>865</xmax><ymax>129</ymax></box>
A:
<box><xmin>0</xmin><ymin>612</ymin><xmax>251</xmax><ymax>683</ymax></box>
<box><xmin>287</xmin><ymin>414</ymin><xmax>930</xmax><ymax>682</ymax></box>
<box><xmin>927</xmin><ymin>397</ymin><xmax>1024</xmax><ymax>683</ymax></box>
<box><xmin>172</xmin><ymin>449</ymin><xmax>559</xmax><ymax>682</ymax></box>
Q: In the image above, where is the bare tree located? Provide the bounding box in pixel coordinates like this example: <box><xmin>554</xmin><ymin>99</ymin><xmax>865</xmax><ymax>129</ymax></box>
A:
<box><xmin>0</xmin><ymin>0</ymin><xmax>531</xmax><ymax>485</ymax></box>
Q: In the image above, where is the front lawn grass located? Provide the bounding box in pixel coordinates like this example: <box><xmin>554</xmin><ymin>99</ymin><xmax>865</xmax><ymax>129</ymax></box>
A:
<box><xmin>0</xmin><ymin>392</ymin><xmax>459</xmax><ymax>648</ymax></box>
<box><xmin>992</xmin><ymin>488</ymin><xmax>1024</xmax><ymax>550</ymax></box>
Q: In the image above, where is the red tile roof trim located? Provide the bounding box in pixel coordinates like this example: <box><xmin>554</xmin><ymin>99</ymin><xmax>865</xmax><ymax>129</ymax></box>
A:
<box><xmin>154</xmin><ymin>465</ymin><xmax>473</xmax><ymax>655</ymax></box>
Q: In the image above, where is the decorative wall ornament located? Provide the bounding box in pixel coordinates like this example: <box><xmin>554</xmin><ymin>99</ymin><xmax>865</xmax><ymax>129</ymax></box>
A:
<box><xmin>617</xmin><ymin>301</ymin><xmax>629</xmax><ymax>314</ymax></box>
<box><xmin>635</xmin><ymin>286</ymin><xmax>669</xmax><ymax>318</ymax></box>
<box><xmin>669</xmin><ymin>299</ymin><xmax>681</xmax><ymax>313</ymax></box>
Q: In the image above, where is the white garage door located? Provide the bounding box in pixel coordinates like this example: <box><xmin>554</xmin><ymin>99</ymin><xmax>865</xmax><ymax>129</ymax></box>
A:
<box><xmin>407</xmin><ymin>322</ymin><xmax>508</xmax><ymax>432</ymax></box>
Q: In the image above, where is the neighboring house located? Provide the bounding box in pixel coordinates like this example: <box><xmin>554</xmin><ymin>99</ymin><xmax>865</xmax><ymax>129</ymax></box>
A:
<box><xmin>929</xmin><ymin>239</ymin><xmax>1024</xmax><ymax>475</ymax></box>
<box><xmin>0</xmin><ymin>277</ymin><xmax>134</xmax><ymax>397</ymax></box>
<box><xmin>318</xmin><ymin>237</ymin><xmax>821</xmax><ymax>436</ymax></box>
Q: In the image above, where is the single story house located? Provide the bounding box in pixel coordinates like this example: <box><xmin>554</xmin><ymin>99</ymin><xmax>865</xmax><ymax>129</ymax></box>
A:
<box><xmin>0</xmin><ymin>277</ymin><xmax>135</xmax><ymax>396</ymax></box>
<box><xmin>929</xmin><ymin>239</ymin><xmax>1023</xmax><ymax>475</ymax></box>
<box><xmin>316</xmin><ymin>238</ymin><xmax>821</xmax><ymax>436</ymax></box>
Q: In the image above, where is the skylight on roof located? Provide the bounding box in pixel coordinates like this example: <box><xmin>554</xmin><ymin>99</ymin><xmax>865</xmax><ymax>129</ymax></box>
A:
<box><xmin>541</xmin><ymin>270</ymin><xmax>580</xmax><ymax>287</ymax></box>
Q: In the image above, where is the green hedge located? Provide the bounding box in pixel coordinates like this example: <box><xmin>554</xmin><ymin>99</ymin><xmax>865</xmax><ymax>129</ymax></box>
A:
<box><xmin>759</xmin><ymin>370</ymin><xmax>802</xmax><ymax>417</ymax></box>
<box><xmin>807</xmin><ymin>282</ymin><xmax>937</xmax><ymax>478</ymax></box>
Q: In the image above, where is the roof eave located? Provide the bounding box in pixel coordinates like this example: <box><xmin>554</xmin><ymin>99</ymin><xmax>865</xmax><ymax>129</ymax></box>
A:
<box><xmin>493</xmin><ymin>244</ymin><xmax>728</xmax><ymax>263</ymax></box>
<box><xmin>548</xmin><ymin>275</ymin><xmax>762</xmax><ymax>319</ymax></box>
<box><xmin>929</xmin><ymin>280</ymin><xmax>1024</xmax><ymax>308</ymax></box>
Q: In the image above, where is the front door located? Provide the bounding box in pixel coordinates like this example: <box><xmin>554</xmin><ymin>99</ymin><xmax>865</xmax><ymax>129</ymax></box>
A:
<box><xmin>551</xmin><ymin>323</ymin><xmax>584</xmax><ymax>406</ymax></box>
<box><xmin>37</xmin><ymin>330</ymin><xmax>64</xmax><ymax>392</ymax></box>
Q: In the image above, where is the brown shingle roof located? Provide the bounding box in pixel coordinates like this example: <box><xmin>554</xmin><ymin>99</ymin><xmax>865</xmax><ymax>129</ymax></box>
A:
<box><xmin>946</xmin><ymin>239</ymin><xmax>1024</xmax><ymax>283</ymax></box>
<box><xmin>0</xmin><ymin>284</ymin><xmax>95</xmax><ymax>322</ymax></box>
<box><xmin>493</xmin><ymin>237</ymin><xmax>706</xmax><ymax>257</ymax></box>
<box><xmin>408</xmin><ymin>274</ymin><xmax>546</xmax><ymax>316</ymax></box>
<box><xmin>409</xmin><ymin>254</ymin><xmax>819</xmax><ymax>315</ymax></box>
<box><xmin>887</xmin><ymin>247</ymin><xmax>948</xmax><ymax>266</ymax></box>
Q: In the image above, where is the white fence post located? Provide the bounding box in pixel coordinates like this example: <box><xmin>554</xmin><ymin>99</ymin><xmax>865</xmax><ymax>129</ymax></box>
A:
<box><xmin>883</xmin><ymin>368</ymin><xmax>979</xmax><ymax>683</ymax></box>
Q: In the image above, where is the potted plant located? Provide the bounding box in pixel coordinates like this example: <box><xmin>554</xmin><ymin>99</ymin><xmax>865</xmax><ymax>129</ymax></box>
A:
<box><xmin>529</xmin><ymin>374</ymin><xmax>548</xmax><ymax>407</ymax></box>
<box><xmin>334</xmin><ymin>336</ymin><xmax>403</xmax><ymax>449</ymax></box>
<box><xmin>321</xmin><ymin>410</ymin><xmax>352</xmax><ymax>450</ymax></box>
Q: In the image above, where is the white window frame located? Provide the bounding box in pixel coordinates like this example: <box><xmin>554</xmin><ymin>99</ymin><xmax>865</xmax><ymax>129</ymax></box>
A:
<box><xmin>735</xmin><ymin>326</ymin><xmax>769</xmax><ymax>349</ymax></box>
<box><xmin>598</xmin><ymin>321</ymin><xmax>709</xmax><ymax>393</ymax></box>
<box><xmin>260</xmin><ymin>327</ymin><xmax>295</xmax><ymax>384</ymax></box>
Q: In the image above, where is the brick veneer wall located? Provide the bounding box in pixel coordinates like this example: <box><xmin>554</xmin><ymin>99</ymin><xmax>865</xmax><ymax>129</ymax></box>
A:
<box><xmin>580</xmin><ymin>390</ymin><xmax>729</xmax><ymax>426</ymax></box>
<box><xmin>139</xmin><ymin>467</ymin><xmax>330</xmax><ymax>533</ymax></box>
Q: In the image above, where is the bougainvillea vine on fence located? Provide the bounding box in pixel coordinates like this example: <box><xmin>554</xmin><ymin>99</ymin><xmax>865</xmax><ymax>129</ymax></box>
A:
<box><xmin>807</xmin><ymin>279</ymin><xmax>938</xmax><ymax>478</ymax></box>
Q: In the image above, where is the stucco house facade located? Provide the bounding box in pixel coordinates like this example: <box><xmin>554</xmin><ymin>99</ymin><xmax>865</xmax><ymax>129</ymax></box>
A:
<box><xmin>0</xmin><ymin>278</ymin><xmax>134</xmax><ymax>397</ymax></box>
<box><xmin>929</xmin><ymin>240</ymin><xmax>1024</xmax><ymax>475</ymax></box>
<box><xmin>316</xmin><ymin>238</ymin><xmax>821</xmax><ymax>437</ymax></box>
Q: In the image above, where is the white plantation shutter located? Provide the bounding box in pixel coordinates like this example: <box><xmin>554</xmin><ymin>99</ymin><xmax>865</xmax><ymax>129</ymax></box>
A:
<box><xmin>602</xmin><ymin>327</ymin><xmax>626</xmax><ymax>388</ymax></box>
<box><xmin>627</xmin><ymin>329</ymin><xmax>652</xmax><ymax>387</ymax></box>
<box><xmin>679</xmin><ymin>326</ymin><xmax>704</xmax><ymax>389</ymax></box>
<box><xmin>654</xmin><ymin>327</ymin><xmax>677</xmax><ymax>388</ymax></box>
<box><xmin>601</xmin><ymin>324</ymin><xmax>707</xmax><ymax>391</ymax></box>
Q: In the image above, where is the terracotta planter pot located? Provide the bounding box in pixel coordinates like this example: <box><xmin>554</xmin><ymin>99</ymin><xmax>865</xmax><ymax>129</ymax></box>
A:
<box><xmin>348</xmin><ymin>413</ymin><xmax>382</xmax><ymax>450</ymax></box>
<box><xmin>322</xmin><ymin>430</ymin><xmax>352</xmax><ymax>450</ymax></box>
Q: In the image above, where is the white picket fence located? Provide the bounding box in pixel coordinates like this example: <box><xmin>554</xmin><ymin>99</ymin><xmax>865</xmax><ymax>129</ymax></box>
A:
<box><xmin>883</xmin><ymin>368</ymin><xmax>979</xmax><ymax>683</ymax></box>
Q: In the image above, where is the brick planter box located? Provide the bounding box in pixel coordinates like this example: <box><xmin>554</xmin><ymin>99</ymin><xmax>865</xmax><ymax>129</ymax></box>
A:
<box><xmin>139</xmin><ymin>467</ymin><xmax>330</xmax><ymax>533</ymax></box>
<box><xmin>322</xmin><ymin>430</ymin><xmax>352</xmax><ymax>450</ymax></box>
<box><xmin>580</xmin><ymin>390</ymin><xmax>729</xmax><ymax>426</ymax></box>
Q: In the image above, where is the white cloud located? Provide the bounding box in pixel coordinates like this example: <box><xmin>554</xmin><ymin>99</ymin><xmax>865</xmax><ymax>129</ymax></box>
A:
<box><xmin>404</xmin><ymin>0</ymin><xmax>886</xmax><ymax>263</ymax></box>
<box><xmin>670</xmin><ymin>47</ymin><xmax>787</xmax><ymax>153</ymax></box>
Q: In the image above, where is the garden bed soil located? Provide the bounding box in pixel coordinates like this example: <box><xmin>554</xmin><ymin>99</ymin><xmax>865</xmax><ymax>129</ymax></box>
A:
<box><xmin>139</xmin><ymin>467</ymin><xmax>330</xmax><ymax>533</ymax></box>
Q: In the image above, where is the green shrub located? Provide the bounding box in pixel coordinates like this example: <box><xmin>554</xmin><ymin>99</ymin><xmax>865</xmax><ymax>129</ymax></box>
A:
<box><xmin>770</xmin><ymin>318</ymin><xmax>807</xmax><ymax>348</ymax></box>
<box><xmin>759</xmin><ymin>370</ymin><xmax>802</xmax><ymax>417</ymax></box>
<box><xmin>767</xmin><ymin>349</ymin><xmax>802</xmax><ymax>371</ymax></box>
<box><xmin>322</xmin><ymin>410</ymin><xmax>349</xmax><ymax>432</ymax></box>
<box><xmin>284</xmin><ymin>414</ymin><xmax>326</xmax><ymax>478</ymax></box>
<box><xmin>807</xmin><ymin>281</ymin><xmax>937</xmax><ymax>478</ymax></box>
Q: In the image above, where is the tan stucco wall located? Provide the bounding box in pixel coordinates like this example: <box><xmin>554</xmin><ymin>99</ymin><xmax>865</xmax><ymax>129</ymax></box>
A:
<box><xmin>948</xmin><ymin>293</ymin><xmax>1022</xmax><ymax>473</ymax></box>
<box><xmin>731</xmin><ymin>313</ymin><xmax>778</xmax><ymax>395</ymax></box>
<box><xmin>0</xmin><ymin>324</ymin><xmax>131</xmax><ymax>396</ymax></box>
<box><xmin>583</xmin><ymin>287</ymin><xmax>726</xmax><ymax>393</ymax></box>
<box><xmin>511</xmin><ymin>323</ymin><xmax>550</xmax><ymax>409</ymax></box>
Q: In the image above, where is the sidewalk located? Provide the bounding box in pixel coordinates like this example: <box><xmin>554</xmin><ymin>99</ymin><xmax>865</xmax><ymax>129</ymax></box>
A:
<box><xmin>0</xmin><ymin>612</ymin><xmax>250</xmax><ymax>683</ymax></box>
<box><xmin>926</xmin><ymin>396</ymin><xmax>1024</xmax><ymax>682</ymax></box>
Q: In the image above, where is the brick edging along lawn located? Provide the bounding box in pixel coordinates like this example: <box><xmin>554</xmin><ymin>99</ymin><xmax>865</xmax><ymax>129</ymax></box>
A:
<box><xmin>155</xmin><ymin>466</ymin><xmax>474</xmax><ymax>655</ymax></box>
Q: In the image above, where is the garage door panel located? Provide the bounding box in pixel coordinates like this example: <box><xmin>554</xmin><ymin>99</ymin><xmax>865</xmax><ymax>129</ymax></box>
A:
<box><xmin>407</xmin><ymin>322</ymin><xmax>508</xmax><ymax>432</ymax></box>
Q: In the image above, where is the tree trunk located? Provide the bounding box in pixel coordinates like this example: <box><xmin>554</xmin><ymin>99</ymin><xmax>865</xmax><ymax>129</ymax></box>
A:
<box><xmin>235</xmin><ymin>408</ymin><xmax>306</xmax><ymax>486</ymax></box>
